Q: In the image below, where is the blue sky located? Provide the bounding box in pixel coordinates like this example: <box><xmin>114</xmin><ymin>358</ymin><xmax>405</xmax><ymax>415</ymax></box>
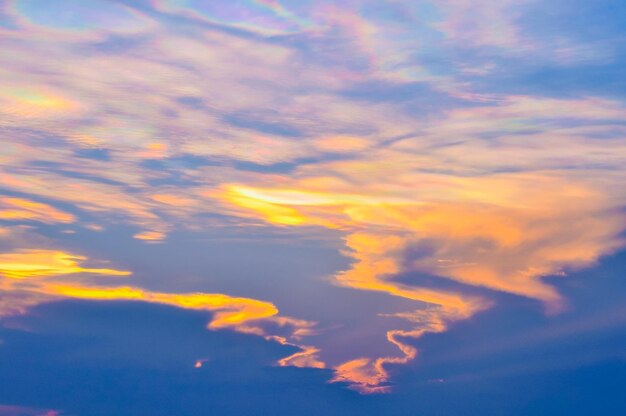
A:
<box><xmin>1</xmin><ymin>0</ymin><xmax>626</xmax><ymax>414</ymax></box>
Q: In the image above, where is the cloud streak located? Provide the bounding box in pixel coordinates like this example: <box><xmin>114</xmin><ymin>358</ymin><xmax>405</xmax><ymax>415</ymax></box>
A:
<box><xmin>0</xmin><ymin>248</ymin><xmax>321</xmax><ymax>365</ymax></box>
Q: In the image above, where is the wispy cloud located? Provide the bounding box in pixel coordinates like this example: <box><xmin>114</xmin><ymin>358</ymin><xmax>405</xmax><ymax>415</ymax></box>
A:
<box><xmin>0</xmin><ymin>247</ymin><xmax>321</xmax><ymax>365</ymax></box>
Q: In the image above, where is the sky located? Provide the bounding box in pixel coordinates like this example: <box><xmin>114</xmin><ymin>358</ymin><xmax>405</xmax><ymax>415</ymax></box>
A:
<box><xmin>1</xmin><ymin>0</ymin><xmax>626</xmax><ymax>414</ymax></box>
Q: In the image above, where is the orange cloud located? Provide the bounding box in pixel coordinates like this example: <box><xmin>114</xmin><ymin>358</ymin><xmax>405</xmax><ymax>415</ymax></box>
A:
<box><xmin>278</xmin><ymin>345</ymin><xmax>325</xmax><ymax>369</ymax></box>
<box><xmin>216</xmin><ymin>167</ymin><xmax>626</xmax><ymax>391</ymax></box>
<box><xmin>0</xmin><ymin>197</ymin><xmax>75</xmax><ymax>224</ymax></box>
<box><xmin>133</xmin><ymin>230</ymin><xmax>167</xmax><ymax>242</ymax></box>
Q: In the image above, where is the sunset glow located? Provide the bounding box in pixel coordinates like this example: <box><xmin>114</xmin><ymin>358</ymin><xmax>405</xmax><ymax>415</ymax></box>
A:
<box><xmin>1</xmin><ymin>0</ymin><xmax>626</xmax><ymax>414</ymax></box>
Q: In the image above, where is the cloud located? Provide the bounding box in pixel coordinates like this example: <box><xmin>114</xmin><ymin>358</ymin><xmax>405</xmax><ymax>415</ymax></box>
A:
<box><xmin>214</xmin><ymin>113</ymin><xmax>626</xmax><ymax>389</ymax></box>
<box><xmin>434</xmin><ymin>0</ymin><xmax>532</xmax><ymax>50</ymax></box>
<box><xmin>8</xmin><ymin>0</ymin><xmax>154</xmax><ymax>36</ymax></box>
<box><xmin>0</xmin><ymin>197</ymin><xmax>75</xmax><ymax>224</ymax></box>
<box><xmin>0</xmin><ymin>250</ymin><xmax>130</xmax><ymax>280</ymax></box>
<box><xmin>133</xmin><ymin>230</ymin><xmax>167</xmax><ymax>242</ymax></box>
<box><xmin>0</xmin><ymin>248</ymin><xmax>321</xmax><ymax>366</ymax></box>
<box><xmin>1</xmin><ymin>0</ymin><xmax>626</xmax><ymax>395</ymax></box>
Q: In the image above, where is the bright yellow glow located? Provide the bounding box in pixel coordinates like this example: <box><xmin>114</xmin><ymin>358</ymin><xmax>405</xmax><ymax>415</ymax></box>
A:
<box><xmin>0</xmin><ymin>250</ymin><xmax>280</xmax><ymax>331</ymax></box>
<box><xmin>0</xmin><ymin>250</ymin><xmax>130</xmax><ymax>279</ymax></box>
<box><xmin>220</xmin><ymin>185</ymin><xmax>310</xmax><ymax>225</ymax></box>
<box><xmin>226</xmin><ymin>185</ymin><xmax>392</xmax><ymax>207</ymax></box>
<box><xmin>45</xmin><ymin>284</ymin><xmax>278</xmax><ymax>328</ymax></box>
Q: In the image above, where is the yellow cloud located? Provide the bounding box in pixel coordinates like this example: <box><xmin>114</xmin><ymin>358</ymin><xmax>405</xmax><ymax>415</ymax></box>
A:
<box><xmin>0</xmin><ymin>250</ymin><xmax>277</xmax><ymax>330</ymax></box>
<box><xmin>0</xmin><ymin>249</ymin><xmax>317</xmax><ymax>360</ymax></box>
<box><xmin>45</xmin><ymin>284</ymin><xmax>278</xmax><ymax>329</ymax></box>
<box><xmin>0</xmin><ymin>250</ymin><xmax>130</xmax><ymax>279</ymax></box>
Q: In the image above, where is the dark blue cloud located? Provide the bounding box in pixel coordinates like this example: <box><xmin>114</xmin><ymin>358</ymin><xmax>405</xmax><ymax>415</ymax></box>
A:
<box><xmin>0</xmin><ymin>301</ymin><xmax>379</xmax><ymax>416</ymax></box>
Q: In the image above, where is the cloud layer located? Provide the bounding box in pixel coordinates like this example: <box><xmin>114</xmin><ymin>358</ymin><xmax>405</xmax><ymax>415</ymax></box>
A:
<box><xmin>1</xmin><ymin>0</ymin><xmax>626</xmax><ymax>394</ymax></box>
